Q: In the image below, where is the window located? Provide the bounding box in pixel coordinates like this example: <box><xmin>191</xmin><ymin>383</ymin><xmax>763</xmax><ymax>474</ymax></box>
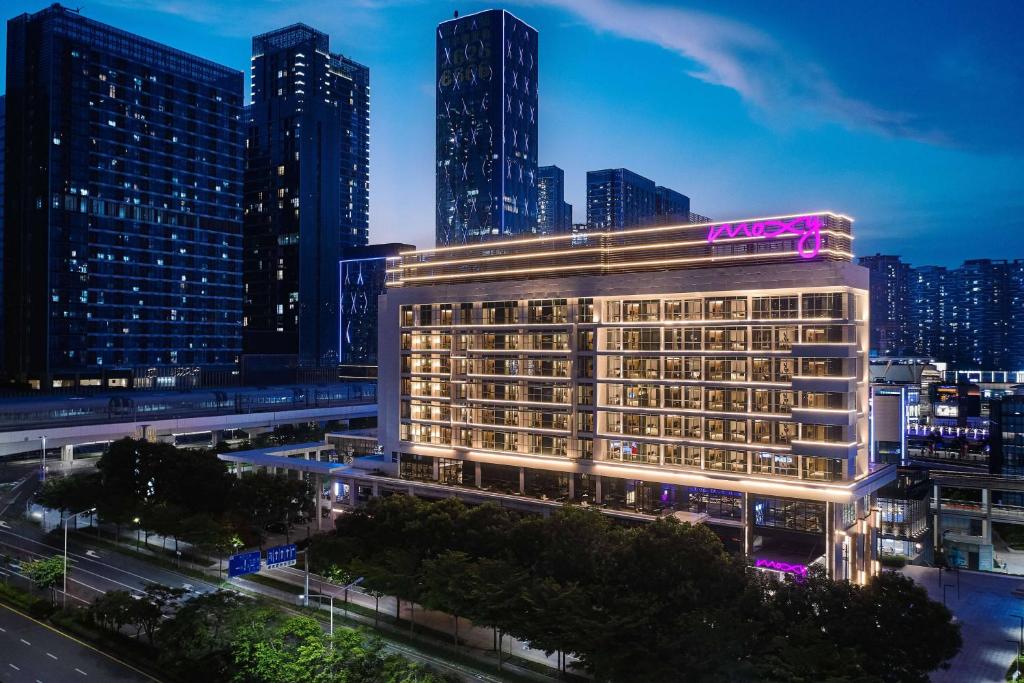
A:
<box><xmin>527</xmin><ymin>299</ymin><xmax>568</xmax><ymax>323</ymax></box>
<box><xmin>577</xmin><ymin>298</ymin><xmax>594</xmax><ymax>323</ymax></box>
<box><xmin>803</xmin><ymin>457</ymin><xmax>843</xmax><ymax>481</ymax></box>
<box><xmin>664</xmin><ymin>328</ymin><xmax>684</xmax><ymax>350</ymax></box>
<box><xmin>577</xmin><ymin>330</ymin><xmax>595</xmax><ymax>351</ymax></box>
<box><xmin>802</xmin><ymin>292</ymin><xmax>844</xmax><ymax>318</ymax></box>
<box><xmin>752</xmin><ymin>296</ymin><xmax>798</xmax><ymax>319</ymax></box>
<box><xmin>684</xmin><ymin>299</ymin><xmax>703</xmax><ymax>320</ymax></box>
<box><xmin>623</xmin><ymin>299</ymin><xmax>660</xmax><ymax>322</ymax></box>
<box><xmin>665</xmin><ymin>416</ymin><xmax>683</xmax><ymax>437</ymax></box>
<box><xmin>751</xmin><ymin>452</ymin><xmax>798</xmax><ymax>477</ymax></box>
<box><xmin>623</xmin><ymin>328</ymin><xmax>660</xmax><ymax>351</ymax></box>
<box><xmin>483</xmin><ymin>301</ymin><xmax>518</xmax><ymax>324</ymax></box>
<box><xmin>664</xmin><ymin>300</ymin><xmax>684</xmax><ymax>320</ymax></box>
<box><xmin>664</xmin><ymin>386</ymin><xmax>683</xmax><ymax>409</ymax></box>
<box><xmin>664</xmin><ymin>357</ymin><xmax>683</xmax><ymax>379</ymax></box>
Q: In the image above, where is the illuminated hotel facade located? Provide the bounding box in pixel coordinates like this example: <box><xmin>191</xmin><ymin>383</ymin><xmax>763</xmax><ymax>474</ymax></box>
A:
<box><xmin>378</xmin><ymin>212</ymin><xmax>894</xmax><ymax>582</ymax></box>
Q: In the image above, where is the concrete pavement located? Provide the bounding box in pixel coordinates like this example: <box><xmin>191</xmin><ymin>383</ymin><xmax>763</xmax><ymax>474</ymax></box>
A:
<box><xmin>903</xmin><ymin>564</ymin><xmax>1024</xmax><ymax>682</ymax></box>
<box><xmin>0</xmin><ymin>602</ymin><xmax>154</xmax><ymax>682</ymax></box>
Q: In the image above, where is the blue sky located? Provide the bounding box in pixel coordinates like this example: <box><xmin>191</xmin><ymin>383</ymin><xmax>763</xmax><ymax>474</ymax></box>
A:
<box><xmin>2</xmin><ymin>0</ymin><xmax>1022</xmax><ymax>266</ymax></box>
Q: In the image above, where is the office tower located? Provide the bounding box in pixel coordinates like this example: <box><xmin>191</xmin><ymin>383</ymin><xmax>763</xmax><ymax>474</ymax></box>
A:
<box><xmin>379</xmin><ymin>211</ymin><xmax>892</xmax><ymax>583</ymax></box>
<box><xmin>907</xmin><ymin>265</ymin><xmax>950</xmax><ymax>361</ymax></box>
<box><xmin>436</xmin><ymin>9</ymin><xmax>538</xmax><ymax>246</ymax></box>
<box><xmin>587</xmin><ymin>168</ymin><xmax>656</xmax><ymax>230</ymax></box>
<box><xmin>244</xmin><ymin>24</ymin><xmax>370</xmax><ymax>367</ymax></box>
<box><xmin>951</xmin><ymin>259</ymin><xmax>1020</xmax><ymax>370</ymax></box>
<box><xmin>537</xmin><ymin>165</ymin><xmax>571</xmax><ymax>235</ymax></box>
<box><xmin>4</xmin><ymin>5</ymin><xmax>244</xmax><ymax>389</ymax></box>
<box><xmin>339</xmin><ymin>242</ymin><xmax>413</xmax><ymax>368</ymax></box>
<box><xmin>586</xmin><ymin>168</ymin><xmax>691</xmax><ymax>231</ymax></box>
<box><xmin>654</xmin><ymin>185</ymin><xmax>690</xmax><ymax>225</ymax></box>
<box><xmin>858</xmin><ymin>254</ymin><xmax>910</xmax><ymax>357</ymax></box>
<box><xmin>991</xmin><ymin>395</ymin><xmax>1024</xmax><ymax>476</ymax></box>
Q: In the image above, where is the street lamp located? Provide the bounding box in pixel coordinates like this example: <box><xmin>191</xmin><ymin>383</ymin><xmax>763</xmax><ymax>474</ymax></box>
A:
<box><xmin>63</xmin><ymin>507</ymin><xmax>96</xmax><ymax>608</ymax></box>
<box><xmin>303</xmin><ymin>593</ymin><xmax>336</xmax><ymax>635</ymax></box>
<box><xmin>39</xmin><ymin>436</ymin><xmax>47</xmax><ymax>482</ymax></box>
<box><xmin>342</xmin><ymin>576</ymin><xmax>364</xmax><ymax>616</ymax></box>
<box><xmin>133</xmin><ymin>517</ymin><xmax>141</xmax><ymax>550</ymax></box>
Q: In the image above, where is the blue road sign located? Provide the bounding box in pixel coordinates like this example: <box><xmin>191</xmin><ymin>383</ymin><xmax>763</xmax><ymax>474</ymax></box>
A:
<box><xmin>266</xmin><ymin>544</ymin><xmax>297</xmax><ymax>570</ymax></box>
<box><xmin>228</xmin><ymin>550</ymin><xmax>261</xmax><ymax>578</ymax></box>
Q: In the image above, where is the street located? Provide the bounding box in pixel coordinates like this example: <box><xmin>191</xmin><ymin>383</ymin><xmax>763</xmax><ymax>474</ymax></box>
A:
<box><xmin>0</xmin><ymin>518</ymin><xmax>220</xmax><ymax>603</ymax></box>
<box><xmin>0</xmin><ymin>602</ymin><xmax>154</xmax><ymax>682</ymax></box>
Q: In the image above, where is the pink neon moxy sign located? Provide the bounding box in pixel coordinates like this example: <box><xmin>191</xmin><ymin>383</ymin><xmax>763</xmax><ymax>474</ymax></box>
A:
<box><xmin>706</xmin><ymin>214</ymin><xmax>824</xmax><ymax>259</ymax></box>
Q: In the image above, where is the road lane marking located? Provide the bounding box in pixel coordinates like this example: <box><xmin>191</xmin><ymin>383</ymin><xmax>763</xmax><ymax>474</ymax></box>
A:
<box><xmin>0</xmin><ymin>603</ymin><xmax>159</xmax><ymax>681</ymax></box>
<box><xmin>9</xmin><ymin>663</ymin><xmax>20</xmax><ymax>670</ymax></box>
<box><xmin>20</xmin><ymin>638</ymin><xmax>31</xmax><ymax>645</ymax></box>
<box><xmin>46</xmin><ymin>652</ymin><xmax>58</xmax><ymax>659</ymax></box>
<box><xmin>75</xmin><ymin>668</ymin><xmax>88</xmax><ymax>676</ymax></box>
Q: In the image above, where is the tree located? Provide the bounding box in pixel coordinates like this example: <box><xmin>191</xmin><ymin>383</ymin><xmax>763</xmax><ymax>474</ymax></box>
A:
<box><xmin>22</xmin><ymin>556</ymin><xmax>64</xmax><ymax>603</ymax></box>
<box><xmin>89</xmin><ymin>590</ymin><xmax>137</xmax><ymax>633</ymax></box>
<box><xmin>158</xmin><ymin>591</ymin><xmax>278</xmax><ymax>681</ymax></box>
<box><xmin>421</xmin><ymin>550</ymin><xmax>476</xmax><ymax>646</ymax></box>
<box><xmin>36</xmin><ymin>473</ymin><xmax>102</xmax><ymax>519</ymax></box>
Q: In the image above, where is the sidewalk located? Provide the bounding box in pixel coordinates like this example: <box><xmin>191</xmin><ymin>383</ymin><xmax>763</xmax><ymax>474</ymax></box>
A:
<box><xmin>902</xmin><ymin>565</ymin><xmax>1024</xmax><ymax>682</ymax></box>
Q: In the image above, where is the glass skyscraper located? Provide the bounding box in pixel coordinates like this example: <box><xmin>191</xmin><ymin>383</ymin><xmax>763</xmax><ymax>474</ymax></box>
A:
<box><xmin>436</xmin><ymin>9</ymin><xmax>538</xmax><ymax>247</ymax></box>
<box><xmin>339</xmin><ymin>243</ymin><xmax>413</xmax><ymax>368</ymax></box>
<box><xmin>4</xmin><ymin>5</ymin><xmax>244</xmax><ymax>389</ymax></box>
<box><xmin>586</xmin><ymin>168</ymin><xmax>690</xmax><ymax>231</ymax></box>
<box><xmin>654</xmin><ymin>186</ymin><xmax>690</xmax><ymax>225</ymax></box>
<box><xmin>244</xmin><ymin>24</ymin><xmax>370</xmax><ymax>367</ymax></box>
<box><xmin>537</xmin><ymin>165</ymin><xmax>571</xmax><ymax>235</ymax></box>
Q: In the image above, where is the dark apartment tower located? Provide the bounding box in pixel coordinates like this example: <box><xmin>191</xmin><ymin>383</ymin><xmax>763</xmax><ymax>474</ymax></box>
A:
<box><xmin>951</xmin><ymin>259</ymin><xmax>1021</xmax><ymax>370</ymax></box>
<box><xmin>244</xmin><ymin>24</ymin><xmax>370</xmax><ymax>367</ymax></box>
<box><xmin>907</xmin><ymin>265</ymin><xmax>950</xmax><ymax>361</ymax></box>
<box><xmin>654</xmin><ymin>185</ymin><xmax>690</xmax><ymax>225</ymax></box>
<box><xmin>858</xmin><ymin>254</ymin><xmax>910</xmax><ymax>357</ymax></box>
<box><xmin>436</xmin><ymin>9</ymin><xmax>538</xmax><ymax>246</ymax></box>
<box><xmin>586</xmin><ymin>168</ymin><xmax>656</xmax><ymax>230</ymax></box>
<box><xmin>537</xmin><ymin>165</ymin><xmax>571</xmax><ymax>235</ymax></box>
<box><xmin>990</xmin><ymin>395</ymin><xmax>1024</xmax><ymax>476</ymax></box>
<box><xmin>4</xmin><ymin>5</ymin><xmax>244</xmax><ymax>389</ymax></box>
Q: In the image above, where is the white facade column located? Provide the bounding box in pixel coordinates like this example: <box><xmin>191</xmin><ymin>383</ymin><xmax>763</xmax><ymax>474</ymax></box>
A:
<box><xmin>60</xmin><ymin>444</ymin><xmax>74</xmax><ymax>464</ymax></box>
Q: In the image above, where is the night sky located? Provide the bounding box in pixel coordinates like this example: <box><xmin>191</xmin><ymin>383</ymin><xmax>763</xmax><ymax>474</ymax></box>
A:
<box><xmin>2</xmin><ymin>0</ymin><xmax>1021</xmax><ymax>266</ymax></box>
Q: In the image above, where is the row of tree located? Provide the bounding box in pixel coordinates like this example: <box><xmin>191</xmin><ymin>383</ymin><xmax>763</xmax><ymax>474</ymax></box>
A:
<box><xmin>309</xmin><ymin>496</ymin><xmax>962</xmax><ymax>682</ymax></box>
<box><xmin>37</xmin><ymin>438</ymin><xmax>315</xmax><ymax>556</ymax></box>
<box><xmin>85</xmin><ymin>585</ymin><xmax>449</xmax><ymax>682</ymax></box>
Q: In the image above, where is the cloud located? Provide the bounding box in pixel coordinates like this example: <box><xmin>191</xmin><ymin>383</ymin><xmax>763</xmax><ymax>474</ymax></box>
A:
<box><xmin>536</xmin><ymin>0</ymin><xmax>940</xmax><ymax>143</ymax></box>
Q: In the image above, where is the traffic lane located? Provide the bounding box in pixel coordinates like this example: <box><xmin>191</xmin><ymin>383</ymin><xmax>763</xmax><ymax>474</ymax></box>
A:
<box><xmin>0</xmin><ymin>602</ymin><xmax>155</xmax><ymax>682</ymax></box>
<box><xmin>0</xmin><ymin>525</ymin><xmax>218</xmax><ymax>598</ymax></box>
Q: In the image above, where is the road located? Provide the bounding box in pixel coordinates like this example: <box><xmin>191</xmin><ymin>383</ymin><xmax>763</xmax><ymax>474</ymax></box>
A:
<box><xmin>0</xmin><ymin>602</ymin><xmax>154</xmax><ymax>682</ymax></box>
<box><xmin>0</xmin><ymin>518</ymin><xmax>220</xmax><ymax>605</ymax></box>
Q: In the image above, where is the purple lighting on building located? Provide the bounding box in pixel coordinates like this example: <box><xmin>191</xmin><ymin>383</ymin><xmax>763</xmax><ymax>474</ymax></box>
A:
<box><xmin>706</xmin><ymin>214</ymin><xmax>824</xmax><ymax>259</ymax></box>
<box><xmin>755</xmin><ymin>558</ymin><xmax>809</xmax><ymax>579</ymax></box>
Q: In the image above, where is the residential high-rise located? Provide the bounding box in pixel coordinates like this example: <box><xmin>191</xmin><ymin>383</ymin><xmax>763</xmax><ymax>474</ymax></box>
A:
<box><xmin>537</xmin><ymin>165</ymin><xmax>571</xmax><ymax>235</ymax></box>
<box><xmin>858</xmin><ymin>254</ymin><xmax>909</xmax><ymax>357</ymax></box>
<box><xmin>907</xmin><ymin>265</ymin><xmax>950</xmax><ymax>361</ymax></box>
<box><xmin>951</xmin><ymin>259</ymin><xmax>1019</xmax><ymax>370</ymax></box>
<box><xmin>244</xmin><ymin>24</ymin><xmax>370</xmax><ymax>367</ymax></box>
<box><xmin>435</xmin><ymin>9</ymin><xmax>538</xmax><ymax>247</ymax></box>
<box><xmin>654</xmin><ymin>186</ymin><xmax>690</xmax><ymax>225</ymax></box>
<box><xmin>587</xmin><ymin>168</ymin><xmax>655</xmax><ymax>230</ymax></box>
<box><xmin>379</xmin><ymin>211</ymin><xmax>893</xmax><ymax>583</ymax></box>
<box><xmin>586</xmin><ymin>168</ymin><xmax>690</xmax><ymax>230</ymax></box>
<box><xmin>4</xmin><ymin>5</ymin><xmax>244</xmax><ymax>389</ymax></box>
<box><xmin>338</xmin><ymin>242</ymin><xmax>413</xmax><ymax>369</ymax></box>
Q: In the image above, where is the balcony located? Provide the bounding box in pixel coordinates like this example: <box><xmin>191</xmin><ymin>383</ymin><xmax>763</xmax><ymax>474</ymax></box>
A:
<box><xmin>791</xmin><ymin>375</ymin><xmax>857</xmax><ymax>393</ymax></box>
<box><xmin>790</xmin><ymin>342</ymin><xmax>858</xmax><ymax>358</ymax></box>
<box><xmin>790</xmin><ymin>439</ymin><xmax>858</xmax><ymax>460</ymax></box>
<box><xmin>790</xmin><ymin>407</ymin><xmax>856</xmax><ymax>427</ymax></box>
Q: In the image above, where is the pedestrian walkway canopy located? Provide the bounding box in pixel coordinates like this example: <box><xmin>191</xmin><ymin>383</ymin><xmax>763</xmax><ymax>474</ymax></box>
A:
<box><xmin>217</xmin><ymin>442</ymin><xmax>352</xmax><ymax>476</ymax></box>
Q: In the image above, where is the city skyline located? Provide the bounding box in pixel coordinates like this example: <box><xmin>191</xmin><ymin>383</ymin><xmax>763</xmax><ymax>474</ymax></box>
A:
<box><xmin>2</xmin><ymin>0</ymin><xmax>1020</xmax><ymax>265</ymax></box>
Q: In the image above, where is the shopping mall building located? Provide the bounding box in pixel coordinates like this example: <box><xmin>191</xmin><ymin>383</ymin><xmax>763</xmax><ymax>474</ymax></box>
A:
<box><xmin>377</xmin><ymin>212</ymin><xmax>894</xmax><ymax>583</ymax></box>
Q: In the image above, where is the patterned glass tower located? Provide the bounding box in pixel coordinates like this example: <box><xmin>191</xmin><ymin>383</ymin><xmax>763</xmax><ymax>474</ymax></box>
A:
<box><xmin>244</xmin><ymin>24</ymin><xmax>369</xmax><ymax>367</ymax></box>
<box><xmin>436</xmin><ymin>10</ymin><xmax>538</xmax><ymax>247</ymax></box>
<box><xmin>4</xmin><ymin>5</ymin><xmax>244</xmax><ymax>388</ymax></box>
<box><xmin>537</xmin><ymin>165</ymin><xmax>571</xmax><ymax>235</ymax></box>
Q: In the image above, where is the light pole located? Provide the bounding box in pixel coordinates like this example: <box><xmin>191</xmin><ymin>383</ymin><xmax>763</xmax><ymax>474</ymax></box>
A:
<box><xmin>133</xmin><ymin>517</ymin><xmax>141</xmax><ymax>550</ymax></box>
<box><xmin>304</xmin><ymin>593</ymin><xmax>335</xmax><ymax>635</ymax></box>
<box><xmin>63</xmin><ymin>507</ymin><xmax>96</xmax><ymax>608</ymax></box>
<box><xmin>342</xmin><ymin>576</ymin><xmax>365</xmax><ymax>616</ymax></box>
<box><xmin>39</xmin><ymin>436</ymin><xmax>47</xmax><ymax>482</ymax></box>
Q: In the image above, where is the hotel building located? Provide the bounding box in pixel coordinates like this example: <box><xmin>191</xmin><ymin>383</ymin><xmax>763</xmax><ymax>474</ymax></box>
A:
<box><xmin>377</xmin><ymin>212</ymin><xmax>895</xmax><ymax>583</ymax></box>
